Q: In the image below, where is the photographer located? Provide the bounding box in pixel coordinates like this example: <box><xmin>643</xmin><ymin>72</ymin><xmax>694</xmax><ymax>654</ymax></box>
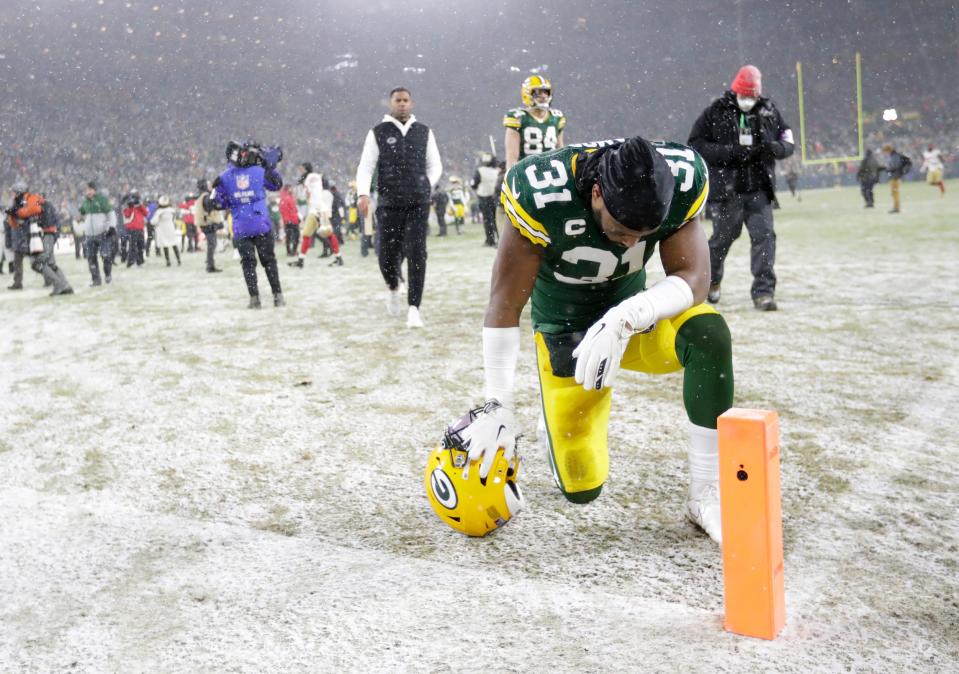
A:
<box><xmin>122</xmin><ymin>190</ymin><xmax>148</xmax><ymax>268</ymax></box>
<box><xmin>6</xmin><ymin>183</ymin><xmax>73</xmax><ymax>295</ymax></box>
<box><xmin>688</xmin><ymin>64</ymin><xmax>794</xmax><ymax>312</ymax></box>
<box><xmin>194</xmin><ymin>178</ymin><xmax>225</xmax><ymax>273</ymax></box>
<box><xmin>211</xmin><ymin>141</ymin><xmax>285</xmax><ymax>308</ymax></box>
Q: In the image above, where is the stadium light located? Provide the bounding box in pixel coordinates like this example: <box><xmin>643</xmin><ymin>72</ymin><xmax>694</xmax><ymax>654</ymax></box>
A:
<box><xmin>882</xmin><ymin>108</ymin><xmax>898</xmax><ymax>122</ymax></box>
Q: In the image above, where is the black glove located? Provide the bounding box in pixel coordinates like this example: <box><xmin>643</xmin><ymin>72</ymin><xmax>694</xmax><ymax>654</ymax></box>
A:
<box><xmin>261</xmin><ymin>145</ymin><xmax>283</xmax><ymax>169</ymax></box>
<box><xmin>732</xmin><ymin>144</ymin><xmax>759</xmax><ymax>163</ymax></box>
<box><xmin>202</xmin><ymin>194</ymin><xmax>218</xmax><ymax>212</ymax></box>
<box><xmin>756</xmin><ymin>132</ymin><xmax>780</xmax><ymax>159</ymax></box>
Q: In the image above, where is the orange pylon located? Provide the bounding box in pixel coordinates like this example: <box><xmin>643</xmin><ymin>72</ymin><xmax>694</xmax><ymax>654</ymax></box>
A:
<box><xmin>718</xmin><ymin>408</ymin><xmax>785</xmax><ymax>640</ymax></box>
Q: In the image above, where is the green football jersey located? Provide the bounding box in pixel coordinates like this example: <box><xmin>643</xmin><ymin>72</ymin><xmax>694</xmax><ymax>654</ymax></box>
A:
<box><xmin>503</xmin><ymin>107</ymin><xmax>567</xmax><ymax>160</ymax></box>
<box><xmin>500</xmin><ymin>139</ymin><xmax>709</xmax><ymax>334</ymax></box>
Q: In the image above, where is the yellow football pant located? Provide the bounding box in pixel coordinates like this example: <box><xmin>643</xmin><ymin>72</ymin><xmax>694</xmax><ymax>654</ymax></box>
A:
<box><xmin>302</xmin><ymin>211</ymin><xmax>332</xmax><ymax>238</ymax></box>
<box><xmin>535</xmin><ymin>303</ymin><xmax>719</xmax><ymax>499</ymax></box>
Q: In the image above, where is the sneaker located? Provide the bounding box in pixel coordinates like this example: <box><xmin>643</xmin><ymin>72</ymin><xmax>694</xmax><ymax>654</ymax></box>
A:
<box><xmin>888</xmin><ymin>208</ymin><xmax>900</xmax><ymax>214</ymax></box>
<box><xmin>89</xmin><ymin>280</ymin><xmax>102</xmax><ymax>287</ymax></box>
<box><xmin>686</xmin><ymin>483</ymin><xmax>722</xmax><ymax>544</ymax></box>
<box><xmin>8</xmin><ymin>283</ymin><xmax>23</xmax><ymax>290</ymax></box>
<box><xmin>273</xmin><ymin>293</ymin><xmax>285</xmax><ymax>307</ymax></box>
<box><xmin>753</xmin><ymin>295</ymin><xmax>778</xmax><ymax>311</ymax></box>
<box><xmin>207</xmin><ymin>267</ymin><xmax>223</xmax><ymax>273</ymax></box>
<box><xmin>248</xmin><ymin>295</ymin><xmax>261</xmax><ymax>309</ymax></box>
<box><xmin>386</xmin><ymin>289</ymin><xmax>401</xmax><ymax>317</ymax></box>
<box><xmin>707</xmin><ymin>283</ymin><xmax>721</xmax><ymax>304</ymax></box>
<box><xmin>105</xmin><ymin>274</ymin><xmax>112</xmax><ymax>284</ymax></box>
<box><xmin>406</xmin><ymin>305</ymin><xmax>425</xmax><ymax>328</ymax></box>
<box><xmin>51</xmin><ymin>286</ymin><xmax>74</xmax><ymax>296</ymax></box>
<box><xmin>329</xmin><ymin>256</ymin><xmax>344</xmax><ymax>267</ymax></box>
<box><xmin>288</xmin><ymin>258</ymin><xmax>304</xmax><ymax>268</ymax></box>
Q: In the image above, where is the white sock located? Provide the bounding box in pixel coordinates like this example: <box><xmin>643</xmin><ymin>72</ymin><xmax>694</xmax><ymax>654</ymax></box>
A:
<box><xmin>688</xmin><ymin>423</ymin><xmax>718</xmax><ymax>495</ymax></box>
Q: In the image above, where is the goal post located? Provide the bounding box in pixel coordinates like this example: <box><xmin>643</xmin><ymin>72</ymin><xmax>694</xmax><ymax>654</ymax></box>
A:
<box><xmin>795</xmin><ymin>52</ymin><xmax>864</xmax><ymax>165</ymax></box>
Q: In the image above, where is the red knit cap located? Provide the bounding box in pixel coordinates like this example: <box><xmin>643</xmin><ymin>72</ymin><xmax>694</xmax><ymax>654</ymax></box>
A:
<box><xmin>731</xmin><ymin>65</ymin><xmax>762</xmax><ymax>97</ymax></box>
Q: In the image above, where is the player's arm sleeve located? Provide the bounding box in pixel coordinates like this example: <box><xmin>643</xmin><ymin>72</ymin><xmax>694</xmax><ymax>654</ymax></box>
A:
<box><xmin>355</xmin><ymin>130</ymin><xmax>379</xmax><ymax>197</ymax></box>
<box><xmin>499</xmin><ymin>171</ymin><xmax>551</xmax><ymax>247</ymax></box>
<box><xmin>502</xmin><ymin>110</ymin><xmax>521</xmax><ymax>129</ymax></box>
<box><xmin>688</xmin><ymin>108</ymin><xmax>735</xmax><ymax>166</ymax></box>
<box><xmin>505</xmin><ymin>128</ymin><xmax>521</xmax><ymax>170</ymax></box>
<box><xmin>426</xmin><ymin>129</ymin><xmax>443</xmax><ymax>188</ymax></box>
<box><xmin>683</xmin><ymin>170</ymin><xmax>710</xmax><ymax>223</ymax></box>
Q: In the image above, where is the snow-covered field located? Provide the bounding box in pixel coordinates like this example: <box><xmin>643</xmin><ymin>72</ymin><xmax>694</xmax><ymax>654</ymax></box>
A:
<box><xmin>2</xmin><ymin>181</ymin><xmax>957</xmax><ymax>673</ymax></box>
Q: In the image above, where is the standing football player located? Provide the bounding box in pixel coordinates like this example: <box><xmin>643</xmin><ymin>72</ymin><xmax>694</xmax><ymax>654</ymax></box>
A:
<box><xmin>289</xmin><ymin>163</ymin><xmax>343</xmax><ymax>268</ymax></box>
<box><xmin>920</xmin><ymin>144</ymin><xmax>946</xmax><ymax>196</ymax></box>
<box><xmin>447</xmin><ymin>176</ymin><xmax>468</xmax><ymax>234</ymax></box>
<box><xmin>461</xmin><ymin>136</ymin><xmax>732</xmax><ymax>544</ymax></box>
<box><xmin>504</xmin><ymin>75</ymin><xmax>567</xmax><ymax>171</ymax></box>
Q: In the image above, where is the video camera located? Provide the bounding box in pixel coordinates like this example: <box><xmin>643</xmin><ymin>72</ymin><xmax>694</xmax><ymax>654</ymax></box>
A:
<box><xmin>122</xmin><ymin>191</ymin><xmax>142</xmax><ymax>207</ymax></box>
<box><xmin>226</xmin><ymin>141</ymin><xmax>283</xmax><ymax>170</ymax></box>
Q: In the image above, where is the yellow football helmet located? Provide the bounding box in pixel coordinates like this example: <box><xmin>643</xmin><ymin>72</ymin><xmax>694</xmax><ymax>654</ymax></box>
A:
<box><xmin>425</xmin><ymin>405</ymin><xmax>524</xmax><ymax>537</ymax></box>
<box><xmin>521</xmin><ymin>75</ymin><xmax>553</xmax><ymax>109</ymax></box>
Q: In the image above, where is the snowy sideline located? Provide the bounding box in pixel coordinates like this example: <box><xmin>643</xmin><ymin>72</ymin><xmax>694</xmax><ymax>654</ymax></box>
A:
<box><xmin>1</xmin><ymin>181</ymin><xmax>957</xmax><ymax>673</ymax></box>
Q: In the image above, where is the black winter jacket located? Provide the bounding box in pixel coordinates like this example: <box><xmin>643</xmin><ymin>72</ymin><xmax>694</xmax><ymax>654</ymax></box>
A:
<box><xmin>688</xmin><ymin>91</ymin><xmax>794</xmax><ymax>202</ymax></box>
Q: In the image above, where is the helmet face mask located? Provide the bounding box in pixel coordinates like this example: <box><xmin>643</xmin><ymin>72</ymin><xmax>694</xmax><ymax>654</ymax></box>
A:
<box><xmin>521</xmin><ymin>75</ymin><xmax>553</xmax><ymax>109</ymax></box>
<box><xmin>424</xmin><ymin>405</ymin><xmax>524</xmax><ymax>537</ymax></box>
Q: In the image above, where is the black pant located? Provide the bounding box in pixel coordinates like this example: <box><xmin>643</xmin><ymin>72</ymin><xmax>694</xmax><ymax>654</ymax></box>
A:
<box><xmin>479</xmin><ymin>196</ymin><xmax>497</xmax><ymax>245</ymax></box>
<box><xmin>163</xmin><ymin>246</ymin><xmax>181</xmax><ymax>266</ymax></box>
<box><xmin>860</xmin><ymin>179</ymin><xmax>877</xmax><ymax>206</ymax></box>
<box><xmin>237</xmin><ymin>233</ymin><xmax>281</xmax><ymax>297</ymax></box>
<box><xmin>31</xmin><ymin>233</ymin><xmax>70</xmax><ymax>290</ymax></box>
<box><xmin>435</xmin><ymin>206</ymin><xmax>448</xmax><ymax>236</ymax></box>
<box><xmin>284</xmin><ymin>224</ymin><xmax>300</xmax><ymax>256</ymax></box>
<box><xmin>127</xmin><ymin>229</ymin><xmax>145</xmax><ymax>266</ymax></box>
<box><xmin>145</xmin><ymin>224</ymin><xmax>156</xmax><ymax>255</ymax></box>
<box><xmin>708</xmin><ymin>191</ymin><xmax>776</xmax><ymax>299</ymax></box>
<box><xmin>203</xmin><ymin>227</ymin><xmax>218</xmax><ymax>270</ymax></box>
<box><xmin>10</xmin><ymin>251</ymin><xmax>24</xmax><ymax>287</ymax></box>
<box><xmin>86</xmin><ymin>231</ymin><xmax>115</xmax><ymax>283</ymax></box>
<box><xmin>376</xmin><ymin>202</ymin><xmax>429</xmax><ymax>307</ymax></box>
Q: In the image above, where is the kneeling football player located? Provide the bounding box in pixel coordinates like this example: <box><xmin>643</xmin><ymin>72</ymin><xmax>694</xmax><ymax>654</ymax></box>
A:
<box><xmin>461</xmin><ymin>135</ymin><xmax>732</xmax><ymax>544</ymax></box>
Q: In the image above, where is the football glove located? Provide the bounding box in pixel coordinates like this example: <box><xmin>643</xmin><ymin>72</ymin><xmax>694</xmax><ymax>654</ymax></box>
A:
<box><xmin>460</xmin><ymin>400</ymin><xmax>517</xmax><ymax>480</ymax></box>
<box><xmin>572</xmin><ymin>302</ymin><xmax>645</xmax><ymax>391</ymax></box>
<box><xmin>574</xmin><ymin>277</ymin><xmax>694</xmax><ymax>391</ymax></box>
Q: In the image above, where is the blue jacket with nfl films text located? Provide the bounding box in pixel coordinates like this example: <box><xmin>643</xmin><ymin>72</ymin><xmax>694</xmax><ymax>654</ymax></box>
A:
<box><xmin>212</xmin><ymin>163</ymin><xmax>282</xmax><ymax>238</ymax></box>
